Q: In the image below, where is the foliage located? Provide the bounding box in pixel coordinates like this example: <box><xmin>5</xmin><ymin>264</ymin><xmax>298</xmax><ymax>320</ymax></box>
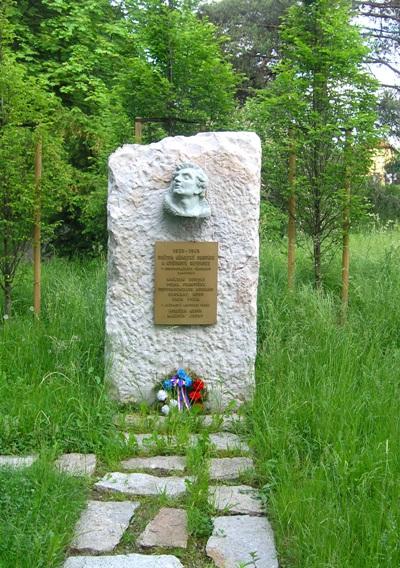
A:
<box><xmin>0</xmin><ymin>20</ymin><xmax>72</xmax><ymax>314</ymax></box>
<box><xmin>201</xmin><ymin>0</ymin><xmax>295</xmax><ymax>97</ymax></box>
<box><xmin>357</xmin><ymin>0</ymin><xmax>400</xmax><ymax>90</ymax></box>
<box><xmin>368</xmin><ymin>181</ymin><xmax>400</xmax><ymax>222</ymax></box>
<box><xmin>259</xmin><ymin>200</ymin><xmax>287</xmax><ymax>242</ymax></box>
<box><xmin>243</xmin><ymin>0</ymin><xmax>379</xmax><ymax>286</ymax></box>
<box><xmin>119</xmin><ymin>0</ymin><xmax>239</xmax><ymax>138</ymax></box>
<box><xmin>377</xmin><ymin>90</ymin><xmax>400</xmax><ymax>140</ymax></box>
<box><xmin>5</xmin><ymin>0</ymin><xmax>239</xmax><ymax>255</ymax></box>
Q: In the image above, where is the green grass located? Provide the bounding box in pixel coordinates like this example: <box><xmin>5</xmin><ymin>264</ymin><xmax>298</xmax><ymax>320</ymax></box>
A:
<box><xmin>0</xmin><ymin>458</ymin><xmax>88</xmax><ymax>568</ymax></box>
<box><xmin>251</xmin><ymin>229</ymin><xmax>400</xmax><ymax>567</ymax></box>
<box><xmin>0</xmin><ymin>258</ymin><xmax>124</xmax><ymax>459</ymax></box>
<box><xmin>1</xmin><ymin>228</ymin><xmax>399</xmax><ymax>567</ymax></box>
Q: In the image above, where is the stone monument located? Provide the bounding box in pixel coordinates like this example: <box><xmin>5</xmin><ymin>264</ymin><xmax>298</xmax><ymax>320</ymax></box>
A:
<box><xmin>106</xmin><ymin>131</ymin><xmax>261</xmax><ymax>408</ymax></box>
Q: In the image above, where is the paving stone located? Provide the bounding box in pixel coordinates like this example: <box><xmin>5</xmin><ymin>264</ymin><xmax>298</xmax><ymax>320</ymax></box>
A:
<box><xmin>206</xmin><ymin>515</ymin><xmax>278</xmax><ymax>568</ymax></box>
<box><xmin>121</xmin><ymin>415</ymin><xmax>166</xmax><ymax>428</ymax></box>
<box><xmin>209</xmin><ymin>457</ymin><xmax>254</xmax><ymax>480</ymax></box>
<box><xmin>55</xmin><ymin>453</ymin><xmax>97</xmax><ymax>476</ymax></box>
<box><xmin>64</xmin><ymin>553</ymin><xmax>184</xmax><ymax>567</ymax></box>
<box><xmin>209</xmin><ymin>485</ymin><xmax>263</xmax><ymax>515</ymax></box>
<box><xmin>202</xmin><ymin>414</ymin><xmax>242</xmax><ymax>431</ymax></box>
<box><xmin>126</xmin><ymin>433</ymin><xmax>198</xmax><ymax>452</ymax></box>
<box><xmin>95</xmin><ymin>472</ymin><xmax>189</xmax><ymax>497</ymax></box>
<box><xmin>0</xmin><ymin>455</ymin><xmax>37</xmax><ymax>469</ymax></box>
<box><xmin>121</xmin><ymin>456</ymin><xmax>186</xmax><ymax>473</ymax></box>
<box><xmin>209</xmin><ymin>432</ymin><xmax>249</xmax><ymax>452</ymax></box>
<box><xmin>71</xmin><ymin>500</ymin><xmax>139</xmax><ymax>553</ymax></box>
<box><xmin>138</xmin><ymin>507</ymin><xmax>188</xmax><ymax>549</ymax></box>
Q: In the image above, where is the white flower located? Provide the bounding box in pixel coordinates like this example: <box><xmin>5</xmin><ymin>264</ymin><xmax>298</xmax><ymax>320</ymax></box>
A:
<box><xmin>3</xmin><ymin>314</ymin><xmax>9</xmax><ymax>320</ymax></box>
<box><xmin>157</xmin><ymin>389</ymin><xmax>168</xmax><ymax>402</ymax></box>
<box><xmin>29</xmin><ymin>306</ymin><xmax>34</xmax><ymax>312</ymax></box>
<box><xmin>169</xmin><ymin>399</ymin><xmax>178</xmax><ymax>408</ymax></box>
<box><xmin>161</xmin><ymin>404</ymin><xmax>170</xmax><ymax>415</ymax></box>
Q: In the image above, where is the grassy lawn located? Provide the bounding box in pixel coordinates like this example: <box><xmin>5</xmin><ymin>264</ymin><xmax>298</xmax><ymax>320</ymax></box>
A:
<box><xmin>0</xmin><ymin>228</ymin><xmax>399</xmax><ymax>566</ymax></box>
<box><xmin>252</xmin><ymin>229</ymin><xmax>400</xmax><ymax>567</ymax></box>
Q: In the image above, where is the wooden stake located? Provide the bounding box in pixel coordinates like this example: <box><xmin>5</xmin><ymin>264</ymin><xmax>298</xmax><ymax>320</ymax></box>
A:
<box><xmin>288</xmin><ymin>128</ymin><xmax>297</xmax><ymax>291</ymax></box>
<box><xmin>33</xmin><ymin>135</ymin><xmax>42</xmax><ymax>317</ymax></box>
<box><xmin>135</xmin><ymin>117</ymin><xmax>143</xmax><ymax>144</ymax></box>
<box><xmin>341</xmin><ymin>129</ymin><xmax>351</xmax><ymax>323</ymax></box>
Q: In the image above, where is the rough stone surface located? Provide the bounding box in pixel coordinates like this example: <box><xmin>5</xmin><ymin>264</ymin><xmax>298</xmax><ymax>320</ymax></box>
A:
<box><xmin>71</xmin><ymin>500</ymin><xmax>139</xmax><ymax>553</ymax></box>
<box><xmin>95</xmin><ymin>472</ymin><xmax>189</xmax><ymax>497</ymax></box>
<box><xmin>206</xmin><ymin>516</ymin><xmax>278</xmax><ymax>568</ymax></box>
<box><xmin>106</xmin><ymin>132</ymin><xmax>261</xmax><ymax>409</ymax></box>
<box><xmin>55</xmin><ymin>453</ymin><xmax>97</xmax><ymax>476</ymax></box>
<box><xmin>209</xmin><ymin>457</ymin><xmax>254</xmax><ymax>480</ymax></box>
<box><xmin>122</xmin><ymin>415</ymin><xmax>166</xmax><ymax>428</ymax></box>
<box><xmin>209</xmin><ymin>432</ymin><xmax>249</xmax><ymax>452</ymax></box>
<box><xmin>64</xmin><ymin>554</ymin><xmax>184</xmax><ymax>568</ymax></box>
<box><xmin>121</xmin><ymin>456</ymin><xmax>186</xmax><ymax>473</ymax></box>
<box><xmin>128</xmin><ymin>433</ymin><xmax>198</xmax><ymax>452</ymax></box>
<box><xmin>0</xmin><ymin>455</ymin><xmax>37</xmax><ymax>469</ymax></box>
<box><xmin>209</xmin><ymin>485</ymin><xmax>263</xmax><ymax>515</ymax></box>
<box><xmin>138</xmin><ymin>508</ymin><xmax>188</xmax><ymax>549</ymax></box>
<box><xmin>201</xmin><ymin>414</ymin><xmax>241</xmax><ymax>431</ymax></box>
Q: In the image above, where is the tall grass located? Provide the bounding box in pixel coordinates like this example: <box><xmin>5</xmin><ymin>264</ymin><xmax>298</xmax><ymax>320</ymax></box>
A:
<box><xmin>0</xmin><ymin>258</ymin><xmax>121</xmax><ymax>457</ymax></box>
<box><xmin>251</xmin><ymin>229</ymin><xmax>400</xmax><ymax>567</ymax></box>
<box><xmin>1</xmin><ymin>230</ymin><xmax>399</xmax><ymax>567</ymax></box>
<box><xmin>0</xmin><ymin>458</ymin><xmax>88</xmax><ymax>568</ymax></box>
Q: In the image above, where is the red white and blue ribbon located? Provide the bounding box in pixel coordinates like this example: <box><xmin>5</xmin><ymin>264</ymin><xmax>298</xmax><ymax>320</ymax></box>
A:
<box><xmin>170</xmin><ymin>375</ymin><xmax>191</xmax><ymax>410</ymax></box>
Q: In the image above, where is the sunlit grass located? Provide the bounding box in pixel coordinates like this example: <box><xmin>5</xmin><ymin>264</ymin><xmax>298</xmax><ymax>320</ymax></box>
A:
<box><xmin>251</xmin><ymin>229</ymin><xmax>400</xmax><ymax>567</ymax></box>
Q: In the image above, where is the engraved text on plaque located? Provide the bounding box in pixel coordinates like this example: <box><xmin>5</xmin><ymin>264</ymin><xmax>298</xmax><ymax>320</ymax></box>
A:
<box><xmin>154</xmin><ymin>241</ymin><xmax>218</xmax><ymax>325</ymax></box>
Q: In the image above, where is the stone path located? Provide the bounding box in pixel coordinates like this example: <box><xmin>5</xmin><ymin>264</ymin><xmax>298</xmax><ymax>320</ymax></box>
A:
<box><xmin>59</xmin><ymin>414</ymin><xmax>278</xmax><ymax>567</ymax></box>
<box><xmin>0</xmin><ymin>453</ymin><xmax>97</xmax><ymax>475</ymax></box>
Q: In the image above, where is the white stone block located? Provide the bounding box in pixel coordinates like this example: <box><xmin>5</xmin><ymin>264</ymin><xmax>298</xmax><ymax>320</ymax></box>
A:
<box><xmin>71</xmin><ymin>500</ymin><xmax>139</xmax><ymax>553</ymax></box>
<box><xmin>106</xmin><ymin>132</ymin><xmax>261</xmax><ymax>408</ymax></box>
<box><xmin>64</xmin><ymin>554</ymin><xmax>184</xmax><ymax>567</ymax></box>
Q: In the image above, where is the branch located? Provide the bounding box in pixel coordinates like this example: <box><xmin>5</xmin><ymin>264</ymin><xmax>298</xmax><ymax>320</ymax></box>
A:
<box><xmin>359</xmin><ymin>10</ymin><xmax>400</xmax><ymax>20</ymax></box>
<box><xmin>366</xmin><ymin>58</ymin><xmax>400</xmax><ymax>76</ymax></box>
<box><xmin>379</xmin><ymin>83</ymin><xmax>400</xmax><ymax>91</ymax></box>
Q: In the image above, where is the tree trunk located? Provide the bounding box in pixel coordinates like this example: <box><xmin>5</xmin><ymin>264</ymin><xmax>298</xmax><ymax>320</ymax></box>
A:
<box><xmin>340</xmin><ymin>129</ymin><xmax>351</xmax><ymax>323</ymax></box>
<box><xmin>33</xmin><ymin>135</ymin><xmax>42</xmax><ymax>317</ymax></box>
<box><xmin>288</xmin><ymin>129</ymin><xmax>297</xmax><ymax>290</ymax></box>
<box><xmin>4</xmin><ymin>278</ymin><xmax>12</xmax><ymax>318</ymax></box>
<box><xmin>313</xmin><ymin>232</ymin><xmax>322</xmax><ymax>290</ymax></box>
<box><xmin>134</xmin><ymin>117</ymin><xmax>143</xmax><ymax>144</ymax></box>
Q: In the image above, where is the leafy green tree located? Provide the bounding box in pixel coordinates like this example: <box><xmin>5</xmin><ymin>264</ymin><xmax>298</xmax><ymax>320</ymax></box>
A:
<box><xmin>243</xmin><ymin>0</ymin><xmax>379</xmax><ymax>287</ymax></box>
<box><xmin>201</xmin><ymin>0</ymin><xmax>295</xmax><ymax>97</ymax></box>
<box><xmin>0</xmin><ymin>38</ymin><xmax>71</xmax><ymax>316</ymax></box>
<box><xmin>119</xmin><ymin>0</ymin><xmax>239</xmax><ymax>137</ymax></box>
<box><xmin>8</xmin><ymin>0</ymin><xmax>134</xmax><ymax>253</ymax></box>
<box><xmin>9</xmin><ymin>0</ymin><xmax>238</xmax><ymax>251</ymax></box>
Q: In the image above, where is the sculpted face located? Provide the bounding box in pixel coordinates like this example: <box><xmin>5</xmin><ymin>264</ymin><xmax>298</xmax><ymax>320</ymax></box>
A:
<box><xmin>163</xmin><ymin>162</ymin><xmax>211</xmax><ymax>219</ymax></box>
<box><xmin>171</xmin><ymin>167</ymin><xmax>199</xmax><ymax>196</ymax></box>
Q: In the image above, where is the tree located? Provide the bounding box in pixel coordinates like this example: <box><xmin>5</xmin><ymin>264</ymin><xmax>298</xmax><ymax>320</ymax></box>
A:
<box><xmin>119</xmin><ymin>0</ymin><xmax>239</xmax><ymax>136</ymax></box>
<box><xmin>8</xmin><ymin>0</ymin><xmax>239</xmax><ymax>252</ymax></box>
<box><xmin>201</xmin><ymin>0</ymin><xmax>295</xmax><ymax>98</ymax></box>
<box><xmin>243</xmin><ymin>0</ymin><xmax>379</xmax><ymax>288</ymax></box>
<box><xmin>356</xmin><ymin>0</ymin><xmax>400</xmax><ymax>90</ymax></box>
<box><xmin>0</xmin><ymin>59</ymin><xmax>71</xmax><ymax>315</ymax></box>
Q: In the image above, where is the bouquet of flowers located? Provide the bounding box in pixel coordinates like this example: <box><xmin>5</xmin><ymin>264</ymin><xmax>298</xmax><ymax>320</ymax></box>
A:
<box><xmin>156</xmin><ymin>368</ymin><xmax>206</xmax><ymax>414</ymax></box>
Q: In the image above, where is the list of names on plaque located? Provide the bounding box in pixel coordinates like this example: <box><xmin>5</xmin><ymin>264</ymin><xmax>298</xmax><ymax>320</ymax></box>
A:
<box><xmin>154</xmin><ymin>241</ymin><xmax>218</xmax><ymax>325</ymax></box>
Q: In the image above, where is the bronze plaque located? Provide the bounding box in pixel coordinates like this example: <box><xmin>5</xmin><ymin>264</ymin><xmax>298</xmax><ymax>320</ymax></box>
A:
<box><xmin>154</xmin><ymin>241</ymin><xmax>218</xmax><ymax>325</ymax></box>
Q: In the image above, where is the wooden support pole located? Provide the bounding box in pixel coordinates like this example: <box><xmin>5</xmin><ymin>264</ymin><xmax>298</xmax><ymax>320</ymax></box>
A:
<box><xmin>288</xmin><ymin>128</ymin><xmax>297</xmax><ymax>291</ymax></box>
<box><xmin>33</xmin><ymin>135</ymin><xmax>42</xmax><ymax>317</ymax></box>
<box><xmin>341</xmin><ymin>129</ymin><xmax>351</xmax><ymax>324</ymax></box>
<box><xmin>135</xmin><ymin>117</ymin><xmax>143</xmax><ymax>144</ymax></box>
